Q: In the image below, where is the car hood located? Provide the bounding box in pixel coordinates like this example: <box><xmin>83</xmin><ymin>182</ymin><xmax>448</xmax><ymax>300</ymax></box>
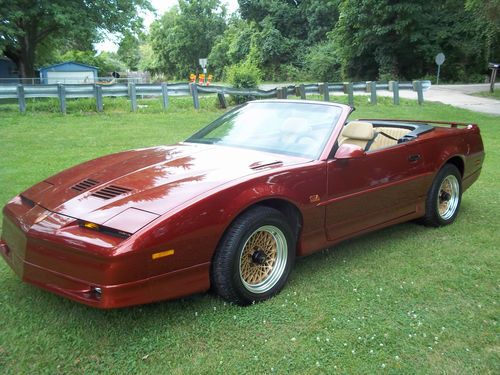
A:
<box><xmin>21</xmin><ymin>143</ymin><xmax>306</xmax><ymax>231</ymax></box>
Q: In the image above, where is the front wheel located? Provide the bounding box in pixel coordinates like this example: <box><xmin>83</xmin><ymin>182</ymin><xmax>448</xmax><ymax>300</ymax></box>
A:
<box><xmin>211</xmin><ymin>206</ymin><xmax>296</xmax><ymax>305</ymax></box>
<box><xmin>421</xmin><ymin>164</ymin><xmax>462</xmax><ymax>227</ymax></box>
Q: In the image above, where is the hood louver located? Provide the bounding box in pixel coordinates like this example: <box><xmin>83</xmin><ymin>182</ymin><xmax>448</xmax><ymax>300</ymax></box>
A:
<box><xmin>249</xmin><ymin>160</ymin><xmax>283</xmax><ymax>170</ymax></box>
<box><xmin>71</xmin><ymin>178</ymin><xmax>99</xmax><ymax>192</ymax></box>
<box><xmin>91</xmin><ymin>185</ymin><xmax>132</xmax><ymax>200</ymax></box>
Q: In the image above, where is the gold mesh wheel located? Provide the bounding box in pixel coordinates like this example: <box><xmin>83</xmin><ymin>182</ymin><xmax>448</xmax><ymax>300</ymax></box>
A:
<box><xmin>239</xmin><ymin>225</ymin><xmax>288</xmax><ymax>294</ymax></box>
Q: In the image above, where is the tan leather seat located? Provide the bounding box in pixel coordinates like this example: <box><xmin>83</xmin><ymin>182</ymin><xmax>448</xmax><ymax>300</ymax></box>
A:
<box><xmin>369</xmin><ymin>127</ymin><xmax>411</xmax><ymax>151</ymax></box>
<box><xmin>338</xmin><ymin>121</ymin><xmax>375</xmax><ymax>150</ymax></box>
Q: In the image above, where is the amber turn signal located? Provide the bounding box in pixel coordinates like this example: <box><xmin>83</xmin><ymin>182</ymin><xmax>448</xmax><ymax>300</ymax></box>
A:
<box><xmin>152</xmin><ymin>249</ymin><xmax>175</xmax><ymax>260</ymax></box>
<box><xmin>82</xmin><ymin>222</ymin><xmax>99</xmax><ymax>230</ymax></box>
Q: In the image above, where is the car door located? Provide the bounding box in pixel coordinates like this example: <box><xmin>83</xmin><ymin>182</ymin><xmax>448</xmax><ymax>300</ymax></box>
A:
<box><xmin>324</xmin><ymin>141</ymin><xmax>428</xmax><ymax>242</ymax></box>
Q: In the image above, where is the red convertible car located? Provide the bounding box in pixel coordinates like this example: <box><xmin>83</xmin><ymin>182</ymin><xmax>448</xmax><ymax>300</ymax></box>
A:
<box><xmin>0</xmin><ymin>100</ymin><xmax>484</xmax><ymax>308</ymax></box>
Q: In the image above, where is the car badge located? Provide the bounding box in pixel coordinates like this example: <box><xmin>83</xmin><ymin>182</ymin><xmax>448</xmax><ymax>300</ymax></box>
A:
<box><xmin>309</xmin><ymin>194</ymin><xmax>320</xmax><ymax>203</ymax></box>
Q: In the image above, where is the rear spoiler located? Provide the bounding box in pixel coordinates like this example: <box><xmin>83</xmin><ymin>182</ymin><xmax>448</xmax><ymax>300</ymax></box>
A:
<box><xmin>358</xmin><ymin>118</ymin><xmax>477</xmax><ymax>128</ymax></box>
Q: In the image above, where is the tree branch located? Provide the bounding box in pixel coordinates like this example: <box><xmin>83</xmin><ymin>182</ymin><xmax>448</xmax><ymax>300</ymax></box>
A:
<box><xmin>35</xmin><ymin>25</ymin><xmax>60</xmax><ymax>44</ymax></box>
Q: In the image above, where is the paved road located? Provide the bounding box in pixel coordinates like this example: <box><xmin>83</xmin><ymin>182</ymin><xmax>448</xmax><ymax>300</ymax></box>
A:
<box><xmin>394</xmin><ymin>84</ymin><xmax>500</xmax><ymax>116</ymax></box>
<box><xmin>260</xmin><ymin>83</ymin><xmax>500</xmax><ymax>116</ymax></box>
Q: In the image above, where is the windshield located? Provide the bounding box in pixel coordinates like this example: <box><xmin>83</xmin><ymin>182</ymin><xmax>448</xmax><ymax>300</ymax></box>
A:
<box><xmin>186</xmin><ymin>101</ymin><xmax>343</xmax><ymax>159</ymax></box>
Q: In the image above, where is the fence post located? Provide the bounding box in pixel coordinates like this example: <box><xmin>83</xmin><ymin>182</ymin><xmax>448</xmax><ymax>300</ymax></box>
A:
<box><xmin>389</xmin><ymin>80</ymin><xmax>400</xmax><ymax>105</ymax></box>
<box><xmin>17</xmin><ymin>84</ymin><xmax>26</xmax><ymax>113</ymax></box>
<box><xmin>161</xmin><ymin>83</ymin><xmax>169</xmax><ymax>110</ymax></box>
<box><xmin>190</xmin><ymin>83</ymin><xmax>200</xmax><ymax>109</ymax></box>
<box><xmin>343</xmin><ymin>82</ymin><xmax>354</xmax><ymax>106</ymax></box>
<box><xmin>415</xmin><ymin>80</ymin><xmax>424</xmax><ymax>105</ymax></box>
<box><xmin>276</xmin><ymin>87</ymin><xmax>282</xmax><ymax>99</ymax></box>
<box><xmin>129</xmin><ymin>83</ymin><xmax>137</xmax><ymax>112</ymax></box>
<box><xmin>280</xmin><ymin>86</ymin><xmax>288</xmax><ymax>99</ymax></box>
<box><xmin>319</xmin><ymin>82</ymin><xmax>330</xmax><ymax>102</ymax></box>
<box><xmin>57</xmin><ymin>84</ymin><xmax>66</xmax><ymax>114</ymax></box>
<box><xmin>367</xmin><ymin>81</ymin><xmax>377</xmax><ymax>105</ymax></box>
<box><xmin>217</xmin><ymin>91</ymin><xmax>227</xmax><ymax>109</ymax></box>
<box><xmin>95</xmin><ymin>84</ymin><xmax>103</xmax><ymax>112</ymax></box>
<box><xmin>298</xmin><ymin>84</ymin><xmax>306</xmax><ymax>100</ymax></box>
<box><xmin>490</xmin><ymin>66</ymin><xmax>497</xmax><ymax>93</ymax></box>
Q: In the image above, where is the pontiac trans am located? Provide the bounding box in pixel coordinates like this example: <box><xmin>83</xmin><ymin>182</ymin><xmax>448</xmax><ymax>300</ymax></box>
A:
<box><xmin>0</xmin><ymin>100</ymin><xmax>484</xmax><ymax>308</ymax></box>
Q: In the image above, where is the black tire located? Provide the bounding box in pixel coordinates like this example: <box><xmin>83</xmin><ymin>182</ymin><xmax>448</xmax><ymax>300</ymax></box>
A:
<box><xmin>211</xmin><ymin>206</ymin><xmax>296</xmax><ymax>305</ymax></box>
<box><xmin>421</xmin><ymin>164</ymin><xmax>462</xmax><ymax>227</ymax></box>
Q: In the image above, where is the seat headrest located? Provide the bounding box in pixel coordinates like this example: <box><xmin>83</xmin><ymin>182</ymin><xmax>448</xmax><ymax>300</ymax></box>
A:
<box><xmin>341</xmin><ymin>121</ymin><xmax>374</xmax><ymax>140</ymax></box>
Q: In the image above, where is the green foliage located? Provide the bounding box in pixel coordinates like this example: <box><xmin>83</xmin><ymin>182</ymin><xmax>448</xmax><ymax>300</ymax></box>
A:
<box><xmin>465</xmin><ymin>0</ymin><xmax>500</xmax><ymax>63</ymax></box>
<box><xmin>333</xmin><ymin>0</ymin><xmax>499</xmax><ymax>81</ymax></box>
<box><xmin>226</xmin><ymin>61</ymin><xmax>262</xmax><ymax>104</ymax></box>
<box><xmin>2</xmin><ymin>0</ymin><xmax>497</xmax><ymax>83</ymax></box>
<box><xmin>303</xmin><ymin>40</ymin><xmax>341</xmax><ymax>82</ymax></box>
<box><xmin>226</xmin><ymin>62</ymin><xmax>262</xmax><ymax>88</ymax></box>
<box><xmin>117</xmin><ymin>33</ymin><xmax>142</xmax><ymax>71</ymax></box>
<box><xmin>137</xmin><ymin>43</ymin><xmax>159</xmax><ymax>73</ymax></box>
<box><xmin>0</xmin><ymin>0</ymin><xmax>152</xmax><ymax>77</ymax></box>
<box><xmin>233</xmin><ymin>0</ymin><xmax>341</xmax><ymax>80</ymax></box>
<box><xmin>208</xmin><ymin>20</ymin><xmax>258</xmax><ymax>79</ymax></box>
<box><xmin>226</xmin><ymin>61</ymin><xmax>262</xmax><ymax>88</ymax></box>
<box><xmin>149</xmin><ymin>0</ymin><xmax>227</xmax><ymax>79</ymax></box>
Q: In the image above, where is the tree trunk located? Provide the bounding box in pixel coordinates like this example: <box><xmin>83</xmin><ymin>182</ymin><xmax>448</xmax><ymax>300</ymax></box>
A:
<box><xmin>19</xmin><ymin>21</ymin><xmax>38</xmax><ymax>79</ymax></box>
<box><xmin>18</xmin><ymin>48</ymin><xmax>36</xmax><ymax>80</ymax></box>
<box><xmin>4</xmin><ymin>19</ymin><xmax>39</xmax><ymax>79</ymax></box>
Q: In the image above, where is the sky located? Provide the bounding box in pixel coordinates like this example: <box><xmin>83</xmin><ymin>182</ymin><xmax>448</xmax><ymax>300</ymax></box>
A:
<box><xmin>94</xmin><ymin>0</ymin><xmax>239</xmax><ymax>52</ymax></box>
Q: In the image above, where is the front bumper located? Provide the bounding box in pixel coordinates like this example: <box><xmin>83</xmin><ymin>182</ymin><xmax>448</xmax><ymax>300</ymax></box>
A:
<box><xmin>1</xmin><ymin>240</ymin><xmax>209</xmax><ymax>308</ymax></box>
<box><xmin>1</xmin><ymin>199</ymin><xmax>210</xmax><ymax>309</ymax></box>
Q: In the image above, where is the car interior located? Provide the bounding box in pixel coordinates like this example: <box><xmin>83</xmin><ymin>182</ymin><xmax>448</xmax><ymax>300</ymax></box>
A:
<box><xmin>338</xmin><ymin>120</ymin><xmax>434</xmax><ymax>152</ymax></box>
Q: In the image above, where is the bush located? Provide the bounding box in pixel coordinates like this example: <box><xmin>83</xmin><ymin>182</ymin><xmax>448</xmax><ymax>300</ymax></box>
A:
<box><xmin>226</xmin><ymin>61</ymin><xmax>262</xmax><ymax>89</ymax></box>
<box><xmin>226</xmin><ymin>61</ymin><xmax>262</xmax><ymax>104</ymax></box>
<box><xmin>302</xmin><ymin>41</ymin><xmax>341</xmax><ymax>82</ymax></box>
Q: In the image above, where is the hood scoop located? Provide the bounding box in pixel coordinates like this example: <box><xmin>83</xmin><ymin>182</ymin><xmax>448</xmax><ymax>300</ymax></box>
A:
<box><xmin>71</xmin><ymin>178</ymin><xmax>99</xmax><ymax>192</ymax></box>
<box><xmin>249</xmin><ymin>160</ymin><xmax>283</xmax><ymax>170</ymax></box>
<box><xmin>91</xmin><ymin>185</ymin><xmax>132</xmax><ymax>200</ymax></box>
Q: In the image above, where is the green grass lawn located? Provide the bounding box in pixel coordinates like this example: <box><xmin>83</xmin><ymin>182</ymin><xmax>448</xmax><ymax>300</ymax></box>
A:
<box><xmin>471</xmin><ymin>90</ymin><xmax>500</xmax><ymax>100</ymax></box>
<box><xmin>0</xmin><ymin>97</ymin><xmax>498</xmax><ymax>374</ymax></box>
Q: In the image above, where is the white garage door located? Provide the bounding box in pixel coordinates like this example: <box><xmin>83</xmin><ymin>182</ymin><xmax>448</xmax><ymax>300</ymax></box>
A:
<box><xmin>46</xmin><ymin>71</ymin><xmax>95</xmax><ymax>84</ymax></box>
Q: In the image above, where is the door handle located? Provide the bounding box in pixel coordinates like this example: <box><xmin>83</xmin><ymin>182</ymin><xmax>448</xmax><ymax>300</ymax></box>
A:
<box><xmin>408</xmin><ymin>154</ymin><xmax>421</xmax><ymax>162</ymax></box>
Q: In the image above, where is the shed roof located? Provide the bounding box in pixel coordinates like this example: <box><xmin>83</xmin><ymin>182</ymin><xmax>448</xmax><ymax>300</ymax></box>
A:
<box><xmin>39</xmin><ymin>61</ymin><xmax>98</xmax><ymax>71</ymax></box>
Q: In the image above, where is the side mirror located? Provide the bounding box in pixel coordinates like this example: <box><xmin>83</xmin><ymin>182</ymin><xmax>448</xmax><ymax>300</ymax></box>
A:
<box><xmin>334</xmin><ymin>143</ymin><xmax>366</xmax><ymax>159</ymax></box>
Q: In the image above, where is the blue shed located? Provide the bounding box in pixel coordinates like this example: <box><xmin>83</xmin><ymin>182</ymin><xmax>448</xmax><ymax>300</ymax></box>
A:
<box><xmin>0</xmin><ymin>57</ymin><xmax>20</xmax><ymax>82</ymax></box>
<box><xmin>39</xmin><ymin>61</ymin><xmax>98</xmax><ymax>84</ymax></box>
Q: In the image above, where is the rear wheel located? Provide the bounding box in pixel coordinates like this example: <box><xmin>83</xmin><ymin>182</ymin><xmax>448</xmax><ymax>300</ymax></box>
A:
<box><xmin>211</xmin><ymin>207</ymin><xmax>296</xmax><ymax>305</ymax></box>
<box><xmin>421</xmin><ymin>164</ymin><xmax>462</xmax><ymax>227</ymax></box>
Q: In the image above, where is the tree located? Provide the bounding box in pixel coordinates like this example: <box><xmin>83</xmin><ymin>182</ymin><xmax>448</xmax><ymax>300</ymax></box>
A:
<box><xmin>235</xmin><ymin>0</ymin><xmax>341</xmax><ymax>80</ymax></box>
<box><xmin>303</xmin><ymin>40</ymin><xmax>341</xmax><ymax>82</ymax></box>
<box><xmin>465</xmin><ymin>0</ymin><xmax>500</xmax><ymax>63</ymax></box>
<box><xmin>208</xmin><ymin>20</ymin><xmax>257</xmax><ymax>78</ymax></box>
<box><xmin>150</xmin><ymin>0</ymin><xmax>226</xmax><ymax>79</ymax></box>
<box><xmin>0</xmin><ymin>0</ymin><xmax>152</xmax><ymax>78</ymax></box>
<box><xmin>333</xmin><ymin>0</ymin><xmax>496</xmax><ymax>81</ymax></box>
<box><xmin>117</xmin><ymin>33</ymin><xmax>142</xmax><ymax>71</ymax></box>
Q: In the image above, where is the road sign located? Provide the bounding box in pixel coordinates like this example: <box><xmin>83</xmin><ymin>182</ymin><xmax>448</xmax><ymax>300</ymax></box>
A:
<box><xmin>435</xmin><ymin>53</ymin><xmax>445</xmax><ymax>66</ymax></box>
<box><xmin>199</xmin><ymin>58</ymin><xmax>208</xmax><ymax>74</ymax></box>
<box><xmin>435</xmin><ymin>53</ymin><xmax>445</xmax><ymax>85</ymax></box>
